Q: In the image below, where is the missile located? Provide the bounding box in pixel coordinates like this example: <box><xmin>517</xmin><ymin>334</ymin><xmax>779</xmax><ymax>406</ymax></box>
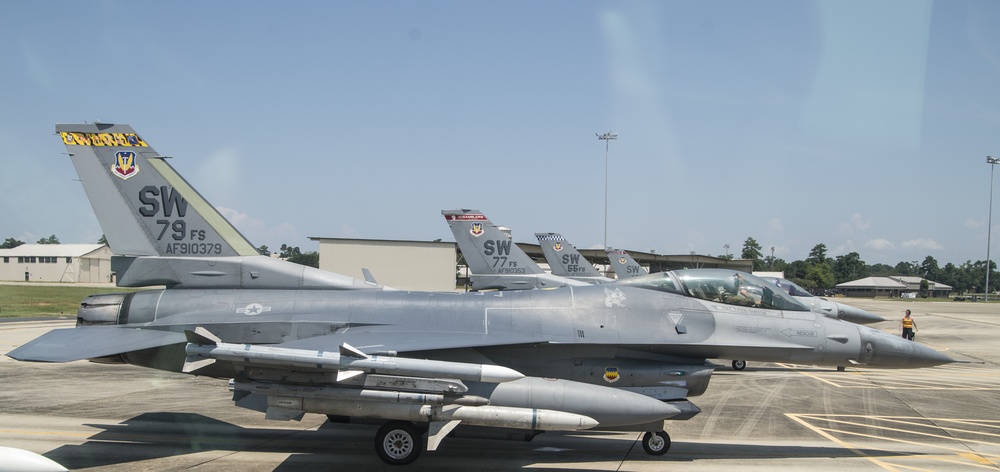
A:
<box><xmin>182</xmin><ymin>327</ymin><xmax>524</xmax><ymax>384</ymax></box>
<box><xmin>233</xmin><ymin>380</ymin><xmax>490</xmax><ymax>406</ymax></box>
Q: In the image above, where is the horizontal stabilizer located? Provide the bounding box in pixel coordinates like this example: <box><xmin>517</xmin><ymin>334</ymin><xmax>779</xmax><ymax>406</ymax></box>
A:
<box><xmin>6</xmin><ymin>327</ymin><xmax>186</xmax><ymax>362</ymax></box>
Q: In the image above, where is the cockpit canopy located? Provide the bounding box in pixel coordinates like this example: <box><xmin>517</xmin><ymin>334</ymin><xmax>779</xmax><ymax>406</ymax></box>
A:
<box><xmin>619</xmin><ymin>269</ymin><xmax>810</xmax><ymax>312</ymax></box>
<box><xmin>761</xmin><ymin>277</ymin><xmax>814</xmax><ymax>298</ymax></box>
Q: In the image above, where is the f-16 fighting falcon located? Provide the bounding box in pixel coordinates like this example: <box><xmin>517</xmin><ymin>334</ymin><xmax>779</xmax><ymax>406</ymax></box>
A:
<box><xmin>608</xmin><ymin>248</ymin><xmax>884</xmax><ymax>326</ymax></box>
<box><xmin>9</xmin><ymin>124</ymin><xmax>953</xmax><ymax>465</ymax></box>
<box><xmin>444</xmin><ymin>210</ymin><xmax>590</xmax><ymax>290</ymax></box>
<box><xmin>606</xmin><ymin>247</ymin><xmax>646</xmax><ymax>279</ymax></box>
<box><xmin>535</xmin><ymin>232</ymin><xmax>613</xmax><ymax>284</ymax></box>
<box><xmin>48</xmin><ymin>123</ymin><xmax>383</xmax><ymax>292</ymax></box>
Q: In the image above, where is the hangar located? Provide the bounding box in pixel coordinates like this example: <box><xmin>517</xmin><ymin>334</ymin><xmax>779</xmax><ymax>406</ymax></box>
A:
<box><xmin>0</xmin><ymin>244</ymin><xmax>112</xmax><ymax>283</ymax></box>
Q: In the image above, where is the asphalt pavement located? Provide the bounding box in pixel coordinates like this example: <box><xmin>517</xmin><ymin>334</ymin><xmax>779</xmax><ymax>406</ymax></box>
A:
<box><xmin>0</xmin><ymin>299</ymin><xmax>997</xmax><ymax>471</ymax></box>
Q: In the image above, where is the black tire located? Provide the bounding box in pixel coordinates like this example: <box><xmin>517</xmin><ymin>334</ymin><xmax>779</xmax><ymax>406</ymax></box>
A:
<box><xmin>375</xmin><ymin>421</ymin><xmax>423</xmax><ymax>465</ymax></box>
<box><xmin>641</xmin><ymin>430</ymin><xmax>671</xmax><ymax>455</ymax></box>
<box><xmin>732</xmin><ymin>359</ymin><xmax>747</xmax><ymax>371</ymax></box>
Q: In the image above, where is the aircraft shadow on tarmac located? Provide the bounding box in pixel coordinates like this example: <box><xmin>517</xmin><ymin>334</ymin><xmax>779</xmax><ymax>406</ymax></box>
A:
<box><xmin>41</xmin><ymin>412</ymin><xmax>922</xmax><ymax>470</ymax></box>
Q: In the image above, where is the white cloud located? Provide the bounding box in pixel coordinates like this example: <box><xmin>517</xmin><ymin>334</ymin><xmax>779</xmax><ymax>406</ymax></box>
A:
<box><xmin>839</xmin><ymin>213</ymin><xmax>871</xmax><ymax>235</ymax></box>
<box><xmin>901</xmin><ymin>238</ymin><xmax>944</xmax><ymax>250</ymax></box>
<box><xmin>864</xmin><ymin>238</ymin><xmax>895</xmax><ymax>250</ymax></box>
<box><xmin>966</xmin><ymin>218</ymin><xmax>984</xmax><ymax>229</ymax></box>
<box><xmin>768</xmin><ymin>218</ymin><xmax>784</xmax><ymax>233</ymax></box>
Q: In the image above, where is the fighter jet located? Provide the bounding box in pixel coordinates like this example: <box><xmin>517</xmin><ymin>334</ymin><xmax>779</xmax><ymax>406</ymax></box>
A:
<box><xmin>9</xmin><ymin>124</ymin><xmax>953</xmax><ymax>466</ymax></box>
<box><xmin>606</xmin><ymin>248</ymin><xmax>646</xmax><ymax>279</ymax></box>
<box><xmin>535</xmin><ymin>232</ymin><xmax>613</xmax><ymax>284</ymax></box>
<box><xmin>444</xmin><ymin>210</ymin><xmax>590</xmax><ymax>290</ymax></box>
<box><xmin>606</xmin><ymin>248</ymin><xmax>884</xmax><ymax>325</ymax></box>
<box><xmin>762</xmin><ymin>277</ymin><xmax>886</xmax><ymax>325</ymax></box>
<box><xmin>56</xmin><ymin>124</ymin><xmax>382</xmax><ymax>291</ymax></box>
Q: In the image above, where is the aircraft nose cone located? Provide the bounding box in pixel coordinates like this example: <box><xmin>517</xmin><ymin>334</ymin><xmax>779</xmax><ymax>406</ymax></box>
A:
<box><xmin>857</xmin><ymin>326</ymin><xmax>954</xmax><ymax>368</ymax></box>
<box><xmin>836</xmin><ymin>303</ymin><xmax>886</xmax><ymax>324</ymax></box>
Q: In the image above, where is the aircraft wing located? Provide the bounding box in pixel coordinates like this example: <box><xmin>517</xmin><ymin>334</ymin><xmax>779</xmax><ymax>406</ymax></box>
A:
<box><xmin>275</xmin><ymin>329</ymin><xmax>549</xmax><ymax>354</ymax></box>
<box><xmin>7</xmin><ymin>327</ymin><xmax>186</xmax><ymax>362</ymax></box>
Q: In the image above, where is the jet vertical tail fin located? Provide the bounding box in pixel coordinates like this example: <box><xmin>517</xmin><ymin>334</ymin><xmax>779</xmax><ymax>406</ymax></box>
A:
<box><xmin>57</xmin><ymin>123</ymin><xmax>257</xmax><ymax>257</ymax></box>
<box><xmin>535</xmin><ymin>233</ymin><xmax>611</xmax><ymax>284</ymax></box>
<box><xmin>443</xmin><ymin>209</ymin><xmax>587</xmax><ymax>290</ymax></box>
<box><xmin>58</xmin><ymin>123</ymin><xmax>381</xmax><ymax>290</ymax></box>
<box><xmin>606</xmin><ymin>248</ymin><xmax>647</xmax><ymax>279</ymax></box>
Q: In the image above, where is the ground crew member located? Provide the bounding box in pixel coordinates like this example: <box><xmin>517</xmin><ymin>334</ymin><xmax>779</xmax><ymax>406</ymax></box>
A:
<box><xmin>900</xmin><ymin>309</ymin><xmax>918</xmax><ymax>340</ymax></box>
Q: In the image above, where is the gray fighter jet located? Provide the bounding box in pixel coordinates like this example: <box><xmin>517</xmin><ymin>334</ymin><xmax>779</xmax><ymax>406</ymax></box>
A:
<box><xmin>607</xmin><ymin>248</ymin><xmax>884</xmax><ymax>325</ymax></box>
<box><xmin>762</xmin><ymin>277</ymin><xmax>886</xmax><ymax>325</ymax></box>
<box><xmin>8</xmin><ymin>124</ymin><xmax>953</xmax><ymax>466</ymax></box>
<box><xmin>444</xmin><ymin>210</ymin><xmax>590</xmax><ymax>290</ymax></box>
<box><xmin>607</xmin><ymin>247</ymin><xmax>646</xmax><ymax>279</ymax></box>
<box><xmin>535</xmin><ymin>232</ymin><xmax>613</xmax><ymax>284</ymax></box>
<box><xmin>54</xmin><ymin>124</ymin><xmax>382</xmax><ymax>291</ymax></box>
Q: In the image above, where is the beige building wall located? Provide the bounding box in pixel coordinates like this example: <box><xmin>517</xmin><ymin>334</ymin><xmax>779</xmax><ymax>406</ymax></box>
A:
<box><xmin>0</xmin><ymin>245</ymin><xmax>112</xmax><ymax>283</ymax></box>
<box><xmin>314</xmin><ymin>238</ymin><xmax>456</xmax><ymax>291</ymax></box>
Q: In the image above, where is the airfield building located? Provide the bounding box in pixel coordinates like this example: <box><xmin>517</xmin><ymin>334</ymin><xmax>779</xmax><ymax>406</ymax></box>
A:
<box><xmin>0</xmin><ymin>244</ymin><xmax>113</xmax><ymax>283</ymax></box>
<box><xmin>312</xmin><ymin>237</ymin><xmax>752</xmax><ymax>291</ymax></box>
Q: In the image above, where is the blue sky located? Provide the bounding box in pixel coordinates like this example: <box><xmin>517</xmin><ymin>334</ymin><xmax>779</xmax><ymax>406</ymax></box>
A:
<box><xmin>2</xmin><ymin>1</ymin><xmax>999</xmax><ymax>266</ymax></box>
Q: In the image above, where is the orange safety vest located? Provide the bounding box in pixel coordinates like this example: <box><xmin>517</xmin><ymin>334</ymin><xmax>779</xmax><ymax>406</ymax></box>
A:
<box><xmin>902</xmin><ymin>318</ymin><xmax>914</xmax><ymax>329</ymax></box>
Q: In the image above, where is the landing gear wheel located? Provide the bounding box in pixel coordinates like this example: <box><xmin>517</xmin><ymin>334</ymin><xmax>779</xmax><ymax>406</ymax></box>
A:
<box><xmin>732</xmin><ymin>359</ymin><xmax>747</xmax><ymax>371</ymax></box>
<box><xmin>375</xmin><ymin>421</ymin><xmax>423</xmax><ymax>465</ymax></box>
<box><xmin>641</xmin><ymin>430</ymin><xmax>671</xmax><ymax>455</ymax></box>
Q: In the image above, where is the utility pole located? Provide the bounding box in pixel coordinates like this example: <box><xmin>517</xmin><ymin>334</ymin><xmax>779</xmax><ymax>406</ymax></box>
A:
<box><xmin>597</xmin><ymin>132</ymin><xmax>618</xmax><ymax>251</ymax></box>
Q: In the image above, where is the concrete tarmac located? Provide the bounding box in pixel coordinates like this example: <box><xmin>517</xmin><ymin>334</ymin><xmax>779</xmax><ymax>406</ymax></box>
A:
<box><xmin>0</xmin><ymin>299</ymin><xmax>997</xmax><ymax>471</ymax></box>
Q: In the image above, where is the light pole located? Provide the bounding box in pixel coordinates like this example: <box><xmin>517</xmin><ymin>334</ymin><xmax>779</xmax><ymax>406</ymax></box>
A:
<box><xmin>986</xmin><ymin>156</ymin><xmax>999</xmax><ymax>301</ymax></box>
<box><xmin>597</xmin><ymin>132</ymin><xmax>617</xmax><ymax>250</ymax></box>
<box><xmin>770</xmin><ymin>246</ymin><xmax>775</xmax><ymax>269</ymax></box>
<box><xmin>723</xmin><ymin>244</ymin><xmax>730</xmax><ymax>259</ymax></box>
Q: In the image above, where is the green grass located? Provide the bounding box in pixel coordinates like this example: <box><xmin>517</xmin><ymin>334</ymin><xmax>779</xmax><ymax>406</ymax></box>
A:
<box><xmin>0</xmin><ymin>285</ymin><xmax>146</xmax><ymax>318</ymax></box>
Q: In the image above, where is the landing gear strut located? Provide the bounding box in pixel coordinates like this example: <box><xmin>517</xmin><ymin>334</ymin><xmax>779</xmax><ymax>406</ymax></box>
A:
<box><xmin>375</xmin><ymin>421</ymin><xmax>423</xmax><ymax>465</ymax></box>
<box><xmin>641</xmin><ymin>430</ymin><xmax>671</xmax><ymax>455</ymax></box>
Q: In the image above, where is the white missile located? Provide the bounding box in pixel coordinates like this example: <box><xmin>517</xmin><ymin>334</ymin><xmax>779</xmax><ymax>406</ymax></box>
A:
<box><xmin>234</xmin><ymin>380</ymin><xmax>490</xmax><ymax>406</ymax></box>
<box><xmin>182</xmin><ymin>327</ymin><xmax>524</xmax><ymax>384</ymax></box>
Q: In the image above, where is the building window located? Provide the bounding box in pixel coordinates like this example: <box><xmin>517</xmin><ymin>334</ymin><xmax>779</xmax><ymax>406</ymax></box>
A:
<box><xmin>66</xmin><ymin>257</ymin><xmax>72</xmax><ymax>263</ymax></box>
<box><xmin>2</xmin><ymin>257</ymin><xmax>7</xmax><ymax>263</ymax></box>
<box><xmin>29</xmin><ymin>257</ymin><xmax>36</xmax><ymax>263</ymax></box>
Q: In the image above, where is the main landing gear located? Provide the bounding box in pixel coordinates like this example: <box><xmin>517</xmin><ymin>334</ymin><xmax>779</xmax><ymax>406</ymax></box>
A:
<box><xmin>641</xmin><ymin>430</ymin><xmax>671</xmax><ymax>455</ymax></box>
<box><xmin>731</xmin><ymin>359</ymin><xmax>747</xmax><ymax>370</ymax></box>
<box><xmin>371</xmin><ymin>420</ymin><xmax>674</xmax><ymax>464</ymax></box>
<box><xmin>375</xmin><ymin>421</ymin><xmax>423</xmax><ymax>465</ymax></box>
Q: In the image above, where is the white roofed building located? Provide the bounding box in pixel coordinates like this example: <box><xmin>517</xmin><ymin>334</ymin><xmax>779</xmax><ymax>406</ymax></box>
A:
<box><xmin>835</xmin><ymin>276</ymin><xmax>952</xmax><ymax>298</ymax></box>
<box><xmin>0</xmin><ymin>244</ymin><xmax>113</xmax><ymax>283</ymax></box>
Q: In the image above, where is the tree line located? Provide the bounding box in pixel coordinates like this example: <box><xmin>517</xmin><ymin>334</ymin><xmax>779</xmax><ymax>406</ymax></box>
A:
<box><xmin>5</xmin><ymin>234</ymin><xmax>995</xmax><ymax>294</ymax></box>
<box><xmin>736</xmin><ymin>237</ymin><xmax>994</xmax><ymax>295</ymax></box>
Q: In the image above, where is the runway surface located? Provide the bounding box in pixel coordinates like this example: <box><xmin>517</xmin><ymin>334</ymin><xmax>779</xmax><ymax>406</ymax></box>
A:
<box><xmin>1</xmin><ymin>299</ymin><xmax>997</xmax><ymax>471</ymax></box>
